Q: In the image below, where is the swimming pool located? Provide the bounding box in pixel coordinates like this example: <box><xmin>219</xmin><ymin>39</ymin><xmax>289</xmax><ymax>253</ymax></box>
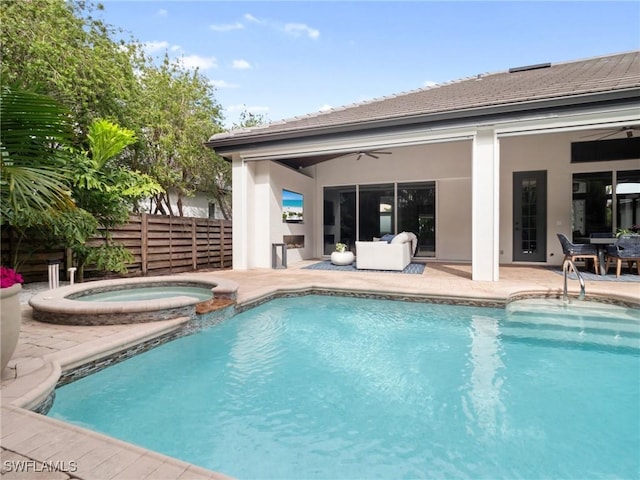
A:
<box><xmin>48</xmin><ymin>295</ymin><xmax>640</xmax><ymax>479</ymax></box>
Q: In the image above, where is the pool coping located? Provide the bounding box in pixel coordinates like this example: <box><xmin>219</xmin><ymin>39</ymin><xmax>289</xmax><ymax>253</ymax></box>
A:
<box><xmin>2</xmin><ymin>274</ymin><xmax>639</xmax><ymax>479</ymax></box>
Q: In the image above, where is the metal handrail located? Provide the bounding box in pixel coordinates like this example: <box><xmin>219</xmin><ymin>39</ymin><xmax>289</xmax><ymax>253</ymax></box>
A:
<box><xmin>563</xmin><ymin>259</ymin><xmax>586</xmax><ymax>301</ymax></box>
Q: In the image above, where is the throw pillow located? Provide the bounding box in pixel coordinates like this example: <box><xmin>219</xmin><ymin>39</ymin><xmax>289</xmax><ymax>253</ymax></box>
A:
<box><xmin>380</xmin><ymin>234</ymin><xmax>395</xmax><ymax>243</ymax></box>
<box><xmin>391</xmin><ymin>232</ymin><xmax>410</xmax><ymax>244</ymax></box>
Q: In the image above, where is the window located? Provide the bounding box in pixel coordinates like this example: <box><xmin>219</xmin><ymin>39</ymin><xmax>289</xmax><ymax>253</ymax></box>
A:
<box><xmin>571</xmin><ymin>137</ymin><xmax>640</xmax><ymax>163</ymax></box>
<box><xmin>572</xmin><ymin>169</ymin><xmax>640</xmax><ymax>239</ymax></box>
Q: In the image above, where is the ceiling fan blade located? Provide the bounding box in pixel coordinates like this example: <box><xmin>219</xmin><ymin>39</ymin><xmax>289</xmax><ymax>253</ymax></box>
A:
<box><xmin>580</xmin><ymin>126</ymin><xmax>639</xmax><ymax>140</ymax></box>
<box><xmin>596</xmin><ymin>130</ymin><xmax>624</xmax><ymax>140</ymax></box>
<box><xmin>580</xmin><ymin>131</ymin><xmax>613</xmax><ymax>139</ymax></box>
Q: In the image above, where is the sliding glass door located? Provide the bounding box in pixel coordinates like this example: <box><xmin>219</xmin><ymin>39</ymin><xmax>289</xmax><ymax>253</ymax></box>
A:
<box><xmin>616</xmin><ymin>170</ymin><xmax>640</xmax><ymax>231</ymax></box>
<box><xmin>397</xmin><ymin>182</ymin><xmax>436</xmax><ymax>257</ymax></box>
<box><xmin>323</xmin><ymin>182</ymin><xmax>436</xmax><ymax>257</ymax></box>
<box><xmin>358</xmin><ymin>184</ymin><xmax>394</xmax><ymax>241</ymax></box>
<box><xmin>323</xmin><ymin>186</ymin><xmax>356</xmax><ymax>254</ymax></box>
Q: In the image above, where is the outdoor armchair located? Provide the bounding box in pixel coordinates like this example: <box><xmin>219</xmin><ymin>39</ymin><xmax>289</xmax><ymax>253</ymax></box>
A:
<box><xmin>556</xmin><ymin>233</ymin><xmax>599</xmax><ymax>274</ymax></box>
<box><xmin>604</xmin><ymin>235</ymin><xmax>640</xmax><ymax>277</ymax></box>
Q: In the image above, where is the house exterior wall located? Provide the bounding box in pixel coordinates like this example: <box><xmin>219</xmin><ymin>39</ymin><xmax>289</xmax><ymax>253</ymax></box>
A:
<box><xmin>233</xmin><ymin>160</ymin><xmax>315</xmax><ymax>269</ymax></box>
<box><xmin>313</xmin><ymin>141</ymin><xmax>473</xmax><ymax>261</ymax></box>
<box><xmin>236</xmin><ymin>130</ymin><xmax>638</xmax><ymax>270</ymax></box>
<box><xmin>268</xmin><ymin>162</ymin><xmax>315</xmax><ymax>265</ymax></box>
<box><xmin>500</xmin><ymin>131</ymin><xmax>639</xmax><ymax>266</ymax></box>
<box><xmin>140</xmin><ymin>190</ymin><xmax>222</xmax><ymax>219</ymax></box>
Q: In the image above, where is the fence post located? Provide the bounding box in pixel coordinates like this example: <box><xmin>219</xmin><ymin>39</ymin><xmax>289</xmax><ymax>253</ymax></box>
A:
<box><xmin>191</xmin><ymin>218</ymin><xmax>197</xmax><ymax>271</ymax></box>
<box><xmin>169</xmin><ymin>216</ymin><xmax>173</xmax><ymax>272</ymax></box>
<box><xmin>64</xmin><ymin>248</ymin><xmax>73</xmax><ymax>280</ymax></box>
<box><xmin>219</xmin><ymin>220</ymin><xmax>225</xmax><ymax>268</ymax></box>
<box><xmin>141</xmin><ymin>213</ymin><xmax>148</xmax><ymax>276</ymax></box>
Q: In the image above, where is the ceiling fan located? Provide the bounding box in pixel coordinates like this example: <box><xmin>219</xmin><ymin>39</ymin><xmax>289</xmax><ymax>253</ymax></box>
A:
<box><xmin>335</xmin><ymin>150</ymin><xmax>392</xmax><ymax>161</ymax></box>
<box><xmin>580</xmin><ymin>125</ymin><xmax>639</xmax><ymax>141</ymax></box>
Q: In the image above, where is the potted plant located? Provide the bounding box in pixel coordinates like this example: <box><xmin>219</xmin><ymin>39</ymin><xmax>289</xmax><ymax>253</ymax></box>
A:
<box><xmin>616</xmin><ymin>225</ymin><xmax>640</xmax><ymax>237</ymax></box>
<box><xmin>330</xmin><ymin>243</ymin><xmax>355</xmax><ymax>266</ymax></box>
<box><xmin>1</xmin><ymin>266</ymin><xmax>23</xmax><ymax>371</ymax></box>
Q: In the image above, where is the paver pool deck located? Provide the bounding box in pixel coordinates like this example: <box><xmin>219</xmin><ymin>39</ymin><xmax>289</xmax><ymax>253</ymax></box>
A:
<box><xmin>2</xmin><ymin>261</ymin><xmax>639</xmax><ymax>479</ymax></box>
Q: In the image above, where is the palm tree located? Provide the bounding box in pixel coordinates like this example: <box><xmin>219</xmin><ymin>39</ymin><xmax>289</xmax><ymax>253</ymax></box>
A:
<box><xmin>0</xmin><ymin>83</ymin><xmax>76</xmax><ymax>227</ymax></box>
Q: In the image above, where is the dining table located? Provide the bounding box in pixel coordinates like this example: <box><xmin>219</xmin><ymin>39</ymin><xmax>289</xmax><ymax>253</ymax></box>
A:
<box><xmin>575</xmin><ymin>236</ymin><xmax>617</xmax><ymax>275</ymax></box>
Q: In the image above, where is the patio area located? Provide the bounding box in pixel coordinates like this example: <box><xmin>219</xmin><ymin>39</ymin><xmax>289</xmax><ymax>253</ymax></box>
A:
<box><xmin>1</xmin><ymin>262</ymin><xmax>639</xmax><ymax>479</ymax></box>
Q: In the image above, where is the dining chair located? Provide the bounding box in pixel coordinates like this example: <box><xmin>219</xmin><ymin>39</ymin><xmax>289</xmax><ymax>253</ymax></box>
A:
<box><xmin>556</xmin><ymin>233</ymin><xmax>599</xmax><ymax>274</ymax></box>
<box><xmin>605</xmin><ymin>235</ymin><xmax>640</xmax><ymax>277</ymax></box>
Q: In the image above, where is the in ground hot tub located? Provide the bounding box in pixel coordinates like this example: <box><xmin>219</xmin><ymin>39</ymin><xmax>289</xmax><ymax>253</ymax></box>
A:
<box><xmin>29</xmin><ymin>275</ymin><xmax>237</xmax><ymax>325</ymax></box>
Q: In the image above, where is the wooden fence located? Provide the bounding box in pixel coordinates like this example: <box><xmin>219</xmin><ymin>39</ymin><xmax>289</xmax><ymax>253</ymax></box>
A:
<box><xmin>1</xmin><ymin>214</ymin><xmax>232</xmax><ymax>283</ymax></box>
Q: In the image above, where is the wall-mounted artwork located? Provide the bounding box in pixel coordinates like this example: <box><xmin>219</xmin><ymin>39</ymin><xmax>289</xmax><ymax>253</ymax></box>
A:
<box><xmin>282</xmin><ymin>189</ymin><xmax>304</xmax><ymax>223</ymax></box>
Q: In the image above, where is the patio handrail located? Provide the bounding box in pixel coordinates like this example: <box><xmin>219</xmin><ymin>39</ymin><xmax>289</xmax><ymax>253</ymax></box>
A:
<box><xmin>563</xmin><ymin>258</ymin><xmax>586</xmax><ymax>301</ymax></box>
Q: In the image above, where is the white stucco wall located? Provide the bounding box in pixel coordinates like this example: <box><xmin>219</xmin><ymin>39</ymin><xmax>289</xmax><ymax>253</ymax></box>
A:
<box><xmin>268</xmin><ymin>162</ymin><xmax>315</xmax><ymax>265</ymax></box>
<box><xmin>313</xmin><ymin>141</ymin><xmax>473</xmax><ymax>261</ymax></box>
<box><xmin>500</xmin><ymin>131</ymin><xmax>638</xmax><ymax>266</ymax></box>
<box><xmin>140</xmin><ymin>190</ymin><xmax>222</xmax><ymax>218</ymax></box>
<box><xmin>310</xmin><ymin>132</ymin><xmax>638</xmax><ymax>265</ymax></box>
<box><xmin>235</xmin><ymin>160</ymin><xmax>315</xmax><ymax>268</ymax></box>
<box><xmin>235</xmin><ymin>130</ymin><xmax>637</xmax><ymax>269</ymax></box>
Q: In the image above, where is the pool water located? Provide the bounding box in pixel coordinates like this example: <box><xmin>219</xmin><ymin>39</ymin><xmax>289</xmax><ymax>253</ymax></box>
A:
<box><xmin>75</xmin><ymin>286</ymin><xmax>213</xmax><ymax>302</ymax></box>
<box><xmin>48</xmin><ymin>295</ymin><xmax>640</xmax><ymax>479</ymax></box>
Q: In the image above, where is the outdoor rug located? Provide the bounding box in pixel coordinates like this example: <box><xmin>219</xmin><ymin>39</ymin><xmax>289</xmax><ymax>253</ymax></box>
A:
<box><xmin>303</xmin><ymin>260</ymin><xmax>425</xmax><ymax>275</ymax></box>
<box><xmin>551</xmin><ymin>268</ymin><xmax>640</xmax><ymax>283</ymax></box>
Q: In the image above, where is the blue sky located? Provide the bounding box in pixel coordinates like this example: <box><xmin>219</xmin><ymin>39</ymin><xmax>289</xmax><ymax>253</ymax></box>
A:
<box><xmin>97</xmin><ymin>1</ymin><xmax>640</xmax><ymax>128</ymax></box>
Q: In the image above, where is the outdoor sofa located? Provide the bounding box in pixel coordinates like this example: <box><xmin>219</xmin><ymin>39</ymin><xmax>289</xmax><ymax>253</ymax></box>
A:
<box><xmin>355</xmin><ymin>232</ymin><xmax>417</xmax><ymax>271</ymax></box>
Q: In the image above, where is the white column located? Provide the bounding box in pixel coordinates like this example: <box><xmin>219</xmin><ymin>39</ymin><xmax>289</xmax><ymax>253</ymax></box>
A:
<box><xmin>472</xmin><ymin>129</ymin><xmax>500</xmax><ymax>281</ymax></box>
<box><xmin>232</xmin><ymin>155</ymin><xmax>248</xmax><ymax>270</ymax></box>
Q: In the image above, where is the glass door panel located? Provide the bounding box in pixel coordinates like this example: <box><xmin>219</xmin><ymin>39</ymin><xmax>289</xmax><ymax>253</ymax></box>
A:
<box><xmin>616</xmin><ymin>170</ymin><xmax>640</xmax><ymax>232</ymax></box>
<box><xmin>397</xmin><ymin>182</ymin><xmax>436</xmax><ymax>257</ymax></box>
<box><xmin>358</xmin><ymin>184</ymin><xmax>394</xmax><ymax>241</ymax></box>
<box><xmin>513</xmin><ymin>171</ymin><xmax>547</xmax><ymax>262</ymax></box>
<box><xmin>571</xmin><ymin>172</ymin><xmax>612</xmax><ymax>238</ymax></box>
<box><xmin>323</xmin><ymin>186</ymin><xmax>356</xmax><ymax>255</ymax></box>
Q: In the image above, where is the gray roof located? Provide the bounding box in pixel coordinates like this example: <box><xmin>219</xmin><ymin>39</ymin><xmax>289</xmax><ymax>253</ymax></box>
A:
<box><xmin>207</xmin><ymin>51</ymin><xmax>640</xmax><ymax>150</ymax></box>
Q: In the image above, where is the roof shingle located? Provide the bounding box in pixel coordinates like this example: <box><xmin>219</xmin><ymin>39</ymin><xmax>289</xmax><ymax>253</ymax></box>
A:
<box><xmin>209</xmin><ymin>51</ymin><xmax>640</xmax><ymax>143</ymax></box>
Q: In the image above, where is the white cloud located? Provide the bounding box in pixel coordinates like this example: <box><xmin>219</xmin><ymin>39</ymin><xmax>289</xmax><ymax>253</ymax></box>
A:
<box><xmin>424</xmin><ymin>80</ymin><xmax>438</xmax><ymax>87</ymax></box>
<box><xmin>284</xmin><ymin>23</ymin><xmax>319</xmax><ymax>39</ymax></box>
<box><xmin>170</xmin><ymin>45</ymin><xmax>182</xmax><ymax>52</ymax></box>
<box><xmin>210</xmin><ymin>22</ymin><xmax>245</xmax><ymax>32</ymax></box>
<box><xmin>143</xmin><ymin>40</ymin><xmax>170</xmax><ymax>53</ymax></box>
<box><xmin>242</xmin><ymin>13</ymin><xmax>319</xmax><ymax>40</ymax></box>
<box><xmin>232</xmin><ymin>59</ymin><xmax>252</xmax><ymax>70</ymax></box>
<box><xmin>318</xmin><ymin>104</ymin><xmax>333</xmax><ymax>112</ymax></box>
<box><xmin>210</xmin><ymin>79</ymin><xmax>239</xmax><ymax>89</ymax></box>
<box><xmin>177</xmin><ymin>54</ymin><xmax>218</xmax><ymax>70</ymax></box>
<box><xmin>244</xmin><ymin>13</ymin><xmax>264</xmax><ymax>24</ymax></box>
<box><xmin>157</xmin><ymin>9</ymin><xmax>168</xmax><ymax>17</ymax></box>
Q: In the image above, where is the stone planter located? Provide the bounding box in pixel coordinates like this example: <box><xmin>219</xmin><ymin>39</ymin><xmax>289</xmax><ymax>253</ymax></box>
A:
<box><xmin>330</xmin><ymin>251</ymin><xmax>355</xmax><ymax>266</ymax></box>
<box><xmin>1</xmin><ymin>283</ymin><xmax>22</xmax><ymax>372</ymax></box>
